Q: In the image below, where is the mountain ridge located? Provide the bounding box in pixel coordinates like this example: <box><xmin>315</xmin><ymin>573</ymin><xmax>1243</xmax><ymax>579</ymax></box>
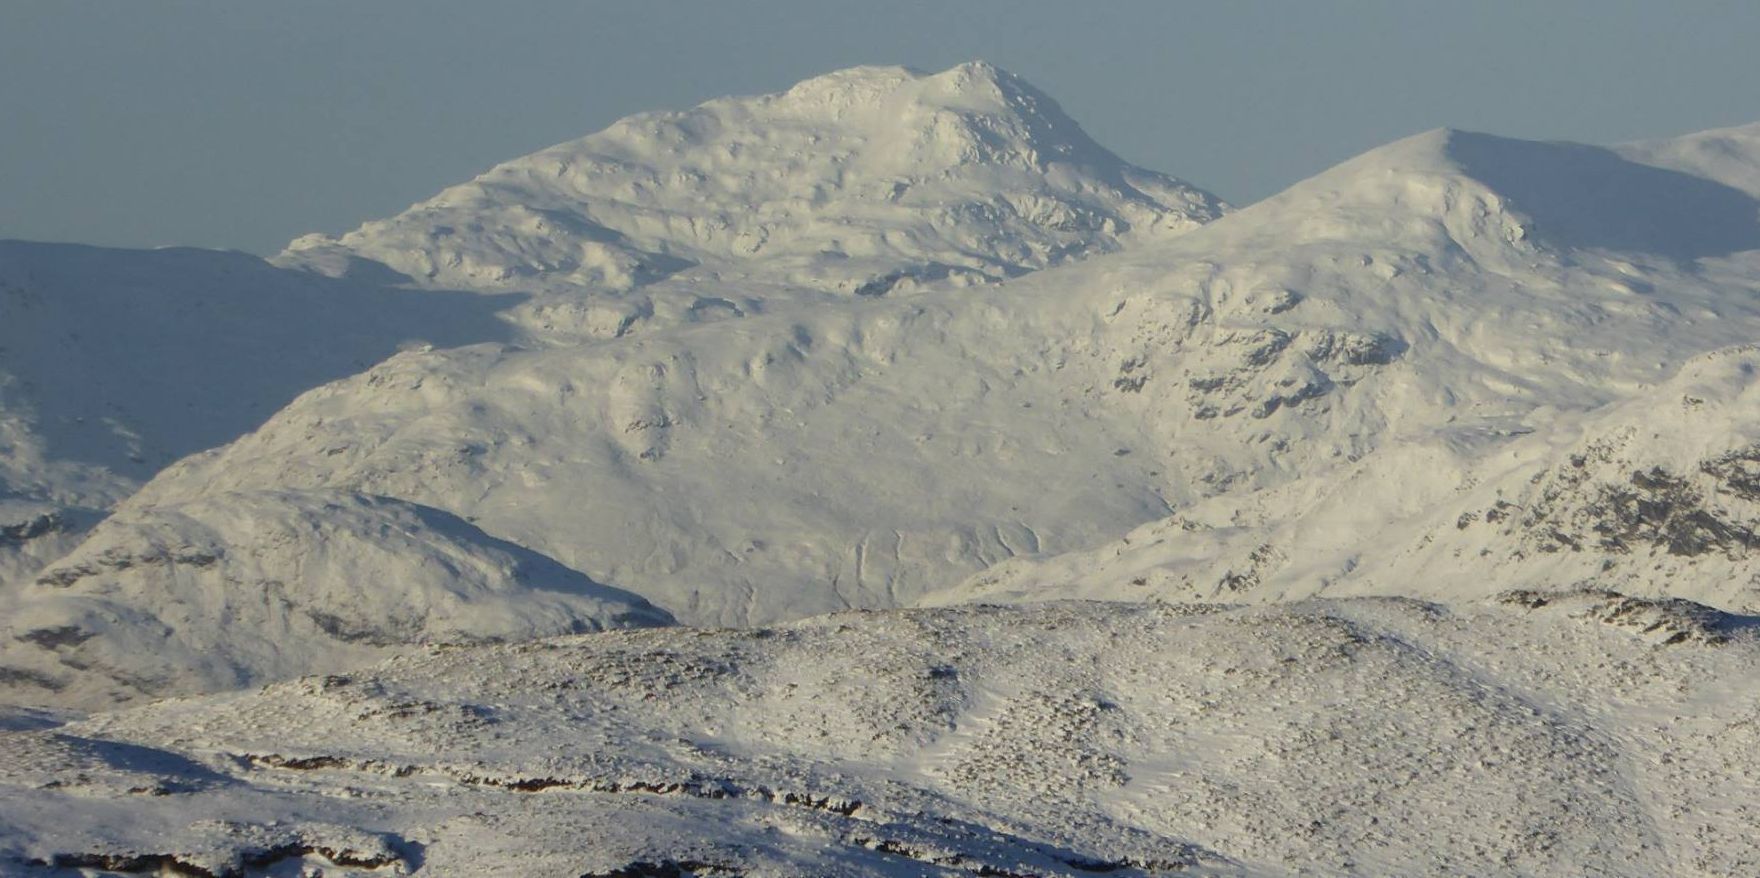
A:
<box><xmin>276</xmin><ymin>61</ymin><xmax>1225</xmax><ymax>307</ymax></box>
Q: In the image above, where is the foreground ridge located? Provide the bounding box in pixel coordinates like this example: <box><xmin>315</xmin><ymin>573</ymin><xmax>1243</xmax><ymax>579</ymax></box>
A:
<box><xmin>3</xmin><ymin>598</ymin><xmax>1756</xmax><ymax>876</ymax></box>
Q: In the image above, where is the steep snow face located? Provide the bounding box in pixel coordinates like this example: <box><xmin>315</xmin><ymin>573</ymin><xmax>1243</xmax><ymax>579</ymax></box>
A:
<box><xmin>0</xmin><ymin>490</ymin><xmax>671</xmax><ymax>709</ymax></box>
<box><xmin>278</xmin><ymin>62</ymin><xmax>1224</xmax><ymax>303</ymax></box>
<box><xmin>5</xmin><ymin>598</ymin><xmax>1757</xmax><ymax>876</ymax></box>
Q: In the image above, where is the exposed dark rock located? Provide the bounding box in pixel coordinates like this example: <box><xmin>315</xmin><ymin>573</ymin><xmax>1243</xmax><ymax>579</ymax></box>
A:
<box><xmin>1112</xmin><ymin>374</ymin><xmax>1148</xmax><ymax>393</ymax></box>
<box><xmin>0</xmin><ymin>511</ymin><xmax>63</xmax><ymax>544</ymax></box>
<box><xmin>1522</xmin><ymin>465</ymin><xmax>1758</xmax><ymax>557</ymax></box>
<box><xmin>1497</xmin><ymin>589</ymin><xmax>1759</xmax><ymax>646</ymax></box>
<box><xmin>583</xmin><ymin>860</ymin><xmax>742</xmax><ymax>878</ymax></box>
<box><xmin>0</xmin><ymin>666</ymin><xmax>64</xmax><ymax>691</ymax></box>
<box><xmin>1701</xmin><ymin>445</ymin><xmax>1760</xmax><ymax>501</ymax></box>
<box><xmin>15</xmin><ymin>626</ymin><xmax>93</xmax><ymax>650</ymax></box>
<box><xmin>34</xmin><ymin>546</ymin><xmax>221</xmax><ymax>588</ymax></box>
<box><xmin>31</xmin><ymin>841</ymin><xmax>403</xmax><ymax>878</ymax></box>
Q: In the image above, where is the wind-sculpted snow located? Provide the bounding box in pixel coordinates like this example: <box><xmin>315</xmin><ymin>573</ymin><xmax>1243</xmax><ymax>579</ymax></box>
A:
<box><xmin>3</xmin><ymin>599</ymin><xmax>1757</xmax><ymax>876</ymax></box>
<box><xmin>278</xmin><ymin>62</ymin><xmax>1224</xmax><ymax>328</ymax></box>
<box><xmin>0</xmin><ymin>490</ymin><xmax>670</xmax><ymax>709</ymax></box>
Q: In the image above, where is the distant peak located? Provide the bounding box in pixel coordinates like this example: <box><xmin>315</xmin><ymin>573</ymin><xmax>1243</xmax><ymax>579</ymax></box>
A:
<box><xmin>1263</xmin><ymin>125</ymin><xmax>1760</xmax><ymax>260</ymax></box>
<box><xmin>278</xmin><ymin>60</ymin><xmax>1226</xmax><ymax>294</ymax></box>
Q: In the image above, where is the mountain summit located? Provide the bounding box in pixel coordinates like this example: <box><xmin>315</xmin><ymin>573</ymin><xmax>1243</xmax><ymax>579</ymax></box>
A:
<box><xmin>278</xmin><ymin>62</ymin><xmax>1224</xmax><ymax>299</ymax></box>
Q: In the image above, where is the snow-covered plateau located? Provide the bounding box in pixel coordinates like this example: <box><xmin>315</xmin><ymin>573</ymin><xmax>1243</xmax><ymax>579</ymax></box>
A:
<box><xmin>4</xmin><ymin>62</ymin><xmax>1760</xmax><ymax>876</ymax></box>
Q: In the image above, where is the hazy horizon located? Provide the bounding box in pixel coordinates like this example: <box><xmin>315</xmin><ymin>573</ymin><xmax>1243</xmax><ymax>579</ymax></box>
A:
<box><xmin>3</xmin><ymin>0</ymin><xmax>1757</xmax><ymax>255</ymax></box>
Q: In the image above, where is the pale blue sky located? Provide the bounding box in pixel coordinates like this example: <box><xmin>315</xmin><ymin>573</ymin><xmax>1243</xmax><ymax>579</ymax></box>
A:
<box><xmin>3</xmin><ymin>1</ymin><xmax>1757</xmax><ymax>255</ymax></box>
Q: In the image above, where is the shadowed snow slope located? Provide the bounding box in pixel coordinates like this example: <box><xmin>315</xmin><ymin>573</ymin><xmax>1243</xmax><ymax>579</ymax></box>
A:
<box><xmin>4</xmin><ymin>598</ymin><xmax>1757</xmax><ymax>875</ymax></box>
<box><xmin>1618</xmin><ymin>120</ymin><xmax>1760</xmax><ymax>199</ymax></box>
<box><xmin>0</xmin><ymin>242</ymin><xmax>519</xmax><ymax>505</ymax></box>
<box><xmin>0</xmin><ymin>241</ymin><xmax>522</xmax><ymax>596</ymax></box>
<box><xmin>0</xmin><ymin>490</ymin><xmax>670</xmax><ymax>709</ymax></box>
<box><xmin>277</xmin><ymin>62</ymin><xmax>1224</xmax><ymax>304</ymax></box>
<box><xmin>1445</xmin><ymin>130</ymin><xmax>1760</xmax><ymax>259</ymax></box>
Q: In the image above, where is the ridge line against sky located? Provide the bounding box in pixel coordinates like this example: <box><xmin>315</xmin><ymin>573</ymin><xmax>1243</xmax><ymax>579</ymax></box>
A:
<box><xmin>2</xmin><ymin>0</ymin><xmax>1757</xmax><ymax>255</ymax></box>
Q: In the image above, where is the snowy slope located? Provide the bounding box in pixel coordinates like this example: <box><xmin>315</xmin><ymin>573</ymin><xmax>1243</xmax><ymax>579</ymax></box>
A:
<box><xmin>1618</xmin><ymin>120</ymin><xmax>1760</xmax><ymax>199</ymax></box>
<box><xmin>278</xmin><ymin>62</ymin><xmax>1223</xmax><ymax>336</ymax></box>
<box><xmin>936</xmin><ymin>344</ymin><xmax>1760</xmax><ymax>614</ymax></box>
<box><xmin>0</xmin><ymin>64</ymin><xmax>1235</xmax><ymax>709</ymax></box>
<box><xmin>78</xmin><ymin>124</ymin><xmax>1760</xmax><ymax>637</ymax></box>
<box><xmin>925</xmin><ymin>128</ymin><xmax>1760</xmax><ymax>612</ymax></box>
<box><xmin>1365</xmin><ymin>342</ymin><xmax>1760</xmax><ymax>607</ymax></box>
<box><xmin>0</xmin><ymin>490</ymin><xmax>670</xmax><ymax>709</ymax></box>
<box><xmin>4</xmin><ymin>596</ymin><xmax>1757</xmax><ymax>876</ymax></box>
<box><xmin>0</xmin><ymin>242</ymin><xmax>518</xmax><ymax>506</ymax></box>
<box><xmin>0</xmin><ymin>241</ymin><xmax>520</xmax><ymax>593</ymax></box>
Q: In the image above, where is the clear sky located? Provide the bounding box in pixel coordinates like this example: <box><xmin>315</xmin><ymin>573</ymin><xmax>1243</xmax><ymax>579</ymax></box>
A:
<box><xmin>3</xmin><ymin>1</ymin><xmax>1757</xmax><ymax>255</ymax></box>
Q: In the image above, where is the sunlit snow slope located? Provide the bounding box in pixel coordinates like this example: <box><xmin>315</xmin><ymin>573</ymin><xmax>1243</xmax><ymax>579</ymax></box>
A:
<box><xmin>5</xmin><ymin>597</ymin><xmax>1757</xmax><ymax>876</ymax></box>
<box><xmin>279</xmin><ymin>61</ymin><xmax>1224</xmax><ymax>333</ymax></box>
<box><xmin>924</xmin><ymin>127</ymin><xmax>1760</xmax><ymax>611</ymax></box>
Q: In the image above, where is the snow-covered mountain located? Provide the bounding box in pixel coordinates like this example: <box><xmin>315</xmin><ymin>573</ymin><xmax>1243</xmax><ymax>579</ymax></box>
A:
<box><xmin>5</xmin><ymin>595</ymin><xmax>1757</xmax><ymax>876</ymax></box>
<box><xmin>0</xmin><ymin>241</ymin><xmax>519</xmax><ymax>596</ymax></box>
<box><xmin>278</xmin><ymin>62</ymin><xmax>1224</xmax><ymax>336</ymax></box>
<box><xmin>12</xmin><ymin>106</ymin><xmax>1760</xmax><ymax>708</ymax></box>
<box><xmin>60</xmin><ymin>123</ymin><xmax>1760</xmax><ymax>641</ymax></box>
<box><xmin>936</xmin><ymin>343</ymin><xmax>1760</xmax><ymax>613</ymax></box>
<box><xmin>7</xmin><ymin>58</ymin><xmax>1760</xmax><ymax>878</ymax></box>
<box><xmin>0</xmin><ymin>489</ymin><xmax>671</xmax><ymax>708</ymax></box>
<box><xmin>0</xmin><ymin>242</ymin><xmax>516</xmax><ymax>505</ymax></box>
<box><xmin>934</xmin><ymin>128</ymin><xmax>1760</xmax><ymax>613</ymax></box>
<box><xmin>1</xmin><ymin>63</ymin><xmax>1234</xmax><ymax>706</ymax></box>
